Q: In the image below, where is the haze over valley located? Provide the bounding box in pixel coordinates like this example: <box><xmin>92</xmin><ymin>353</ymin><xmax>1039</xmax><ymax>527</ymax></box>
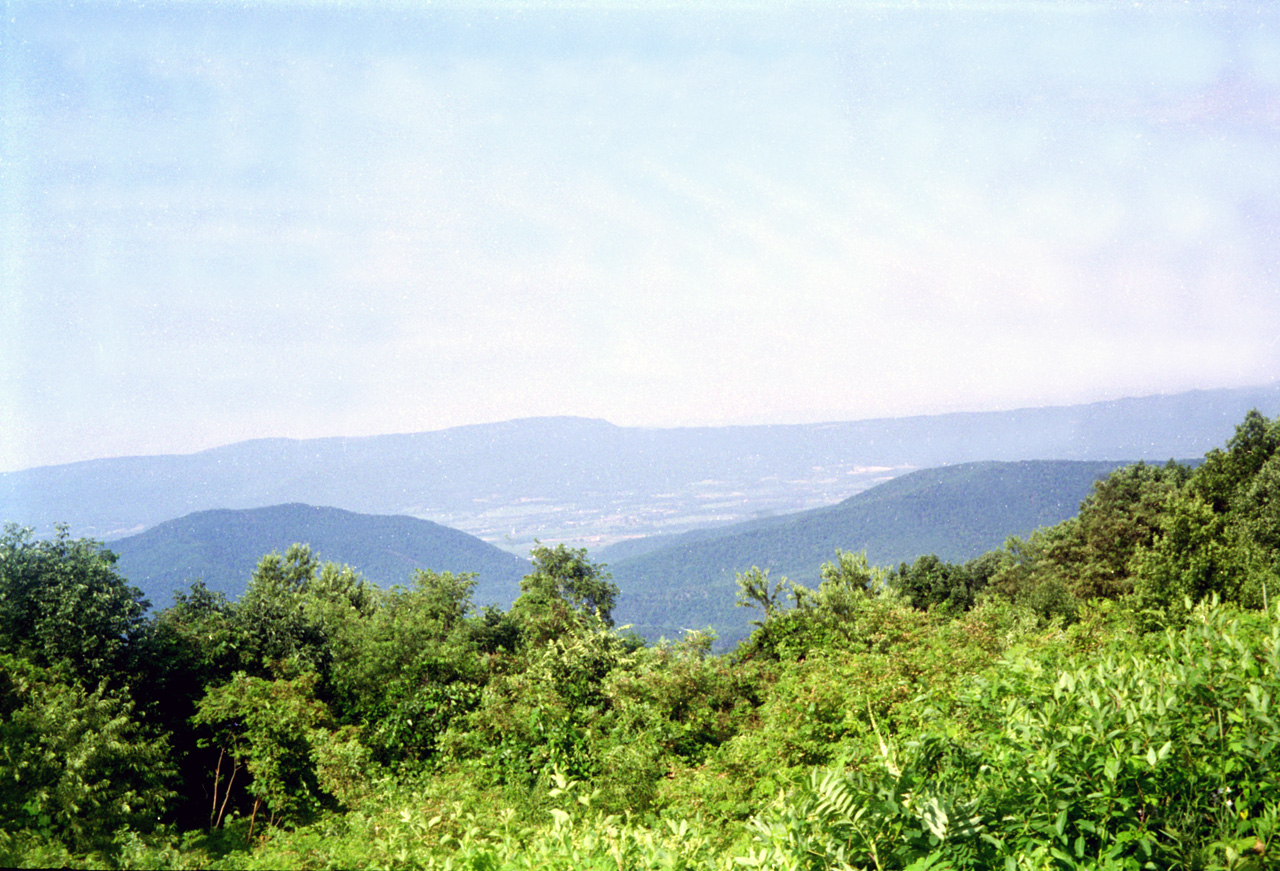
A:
<box><xmin>4</xmin><ymin>384</ymin><xmax>1277</xmax><ymax>555</ymax></box>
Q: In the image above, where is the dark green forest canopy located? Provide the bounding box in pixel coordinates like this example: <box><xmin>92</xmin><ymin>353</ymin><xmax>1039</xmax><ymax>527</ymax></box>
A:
<box><xmin>3</xmin><ymin>410</ymin><xmax>1280</xmax><ymax>868</ymax></box>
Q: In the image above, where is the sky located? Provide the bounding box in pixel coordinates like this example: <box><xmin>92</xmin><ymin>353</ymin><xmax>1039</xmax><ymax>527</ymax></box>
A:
<box><xmin>2</xmin><ymin>0</ymin><xmax>1279</xmax><ymax>472</ymax></box>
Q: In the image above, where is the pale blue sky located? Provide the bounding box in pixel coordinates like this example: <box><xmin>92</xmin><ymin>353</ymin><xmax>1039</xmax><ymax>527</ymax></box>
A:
<box><xmin>3</xmin><ymin>1</ymin><xmax>1279</xmax><ymax>472</ymax></box>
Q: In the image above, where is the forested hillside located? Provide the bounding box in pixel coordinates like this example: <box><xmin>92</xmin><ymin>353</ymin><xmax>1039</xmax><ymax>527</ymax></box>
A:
<box><xmin>112</xmin><ymin>462</ymin><xmax>1132</xmax><ymax>646</ymax></box>
<box><xmin>3</xmin><ymin>411</ymin><xmax>1280</xmax><ymax>869</ymax></box>
<box><xmin>110</xmin><ymin>504</ymin><xmax>530</xmax><ymax>611</ymax></box>
<box><xmin>610</xmin><ymin>459</ymin><xmax>1128</xmax><ymax>644</ymax></box>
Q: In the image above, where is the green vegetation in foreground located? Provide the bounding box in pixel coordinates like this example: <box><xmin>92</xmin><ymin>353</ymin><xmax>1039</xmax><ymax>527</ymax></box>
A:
<box><xmin>4</xmin><ymin>411</ymin><xmax>1280</xmax><ymax>869</ymax></box>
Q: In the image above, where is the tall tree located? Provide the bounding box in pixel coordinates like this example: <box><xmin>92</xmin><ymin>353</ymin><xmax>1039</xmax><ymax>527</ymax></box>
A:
<box><xmin>0</xmin><ymin>524</ymin><xmax>148</xmax><ymax>687</ymax></box>
<box><xmin>511</xmin><ymin>543</ymin><xmax>618</xmax><ymax>645</ymax></box>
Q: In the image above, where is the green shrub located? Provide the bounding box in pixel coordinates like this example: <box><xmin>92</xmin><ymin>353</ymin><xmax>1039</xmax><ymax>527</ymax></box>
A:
<box><xmin>0</xmin><ymin>654</ymin><xmax>173</xmax><ymax>855</ymax></box>
<box><xmin>750</xmin><ymin>599</ymin><xmax>1280</xmax><ymax>870</ymax></box>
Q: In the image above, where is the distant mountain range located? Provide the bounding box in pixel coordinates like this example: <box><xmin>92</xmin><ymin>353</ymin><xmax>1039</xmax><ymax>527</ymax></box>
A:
<box><xmin>110</xmin><ymin>504</ymin><xmax>531</xmax><ymax>611</ymax></box>
<box><xmin>607</xmin><ymin>459</ymin><xmax>1129</xmax><ymax>646</ymax></box>
<box><xmin>3</xmin><ymin>383</ymin><xmax>1276</xmax><ymax>552</ymax></box>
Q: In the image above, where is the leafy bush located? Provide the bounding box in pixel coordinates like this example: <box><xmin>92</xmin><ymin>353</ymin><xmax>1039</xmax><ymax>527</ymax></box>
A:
<box><xmin>0</xmin><ymin>653</ymin><xmax>173</xmax><ymax>854</ymax></box>
<box><xmin>749</xmin><ymin>599</ymin><xmax>1280</xmax><ymax>870</ymax></box>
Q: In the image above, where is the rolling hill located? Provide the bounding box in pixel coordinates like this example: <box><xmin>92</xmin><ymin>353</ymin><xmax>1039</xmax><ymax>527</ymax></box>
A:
<box><xmin>110</xmin><ymin>504</ymin><xmax>531</xmax><ymax>611</ymax></box>
<box><xmin>608</xmin><ymin>459</ymin><xmax>1133</xmax><ymax>646</ymax></box>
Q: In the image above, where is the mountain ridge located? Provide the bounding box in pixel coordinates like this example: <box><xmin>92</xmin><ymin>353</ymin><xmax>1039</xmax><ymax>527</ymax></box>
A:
<box><xmin>4</xmin><ymin>383</ymin><xmax>1277</xmax><ymax>551</ymax></box>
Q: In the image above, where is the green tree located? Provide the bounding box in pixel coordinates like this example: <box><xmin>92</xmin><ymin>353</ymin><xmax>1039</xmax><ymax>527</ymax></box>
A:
<box><xmin>129</xmin><ymin>581</ymin><xmax>244</xmax><ymax>829</ymax></box>
<box><xmin>233</xmin><ymin>544</ymin><xmax>327</xmax><ymax>672</ymax></box>
<box><xmin>996</xmin><ymin>460</ymin><xmax>1191</xmax><ymax>606</ymax></box>
<box><xmin>192</xmin><ymin>670</ymin><xmax>337</xmax><ymax>833</ymax></box>
<box><xmin>324</xmin><ymin>569</ymin><xmax>488</xmax><ymax>767</ymax></box>
<box><xmin>1132</xmin><ymin>491</ymin><xmax>1243</xmax><ymax>623</ymax></box>
<box><xmin>231</xmin><ymin>545</ymin><xmax>376</xmax><ymax>679</ymax></box>
<box><xmin>1191</xmin><ymin>409</ymin><xmax>1280</xmax><ymax>514</ymax></box>
<box><xmin>798</xmin><ymin>549</ymin><xmax>887</xmax><ymax>621</ymax></box>
<box><xmin>988</xmin><ymin>530</ymin><xmax>1081</xmax><ymax>624</ymax></box>
<box><xmin>1132</xmin><ymin>413</ymin><xmax>1280</xmax><ymax>622</ymax></box>
<box><xmin>402</xmin><ymin>568</ymin><xmax>477</xmax><ymax>634</ymax></box>
<box><xmin>737</xmin><ymin>552</ymin><xmax>904</xmax><ymax>660</ymax></box>
<box><xmin>0</xmin><ymin>653</ymin><xmax>172</xmax><ymax>853</ymax></box>
<box><xmin>0</xmin><ymin>524</ymin><xmax>148</xmax><ymax>686</ymax></box>
<box><xmin>133</xmin><ymin>581</ymin><xmax>241</xmax><ymax>720</ymax></box>
<box><xmin>512</xmin><ymin>543</ymin><xmax>619</xmax><ymax>645</ymax></box>
<box><xmin>1064</xmin><ymin>460</ymin><xmax>1190</xmax><ymax>599</ymax></box>
<box><xmin>735</xmin><ymin>566</ymin><xmax>788</xmax><ymax>624</ymax></box>
<box><xmin>889</xmin><ymin>551</ymin><xmax>1003</xmax><ymax>613</ymax></box>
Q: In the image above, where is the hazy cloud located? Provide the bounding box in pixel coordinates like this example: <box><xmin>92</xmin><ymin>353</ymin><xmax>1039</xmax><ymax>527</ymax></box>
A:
<box><xmin>3</xmin><ymin>1</ymin><xmax>1279</xmax><ymax>470</ymax></box>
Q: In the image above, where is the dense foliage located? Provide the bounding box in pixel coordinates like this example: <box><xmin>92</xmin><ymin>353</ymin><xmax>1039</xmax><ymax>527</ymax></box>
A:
<box><xmin>4</xmin><ymin>412</ymin><xmax>1280</xmax><ymax>869</ymax></box>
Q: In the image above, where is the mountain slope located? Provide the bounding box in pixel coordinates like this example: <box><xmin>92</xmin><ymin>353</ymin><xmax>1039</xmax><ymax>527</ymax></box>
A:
<box><xmin>609</xmin><ymin>459</ymin><xmax>1130</xmax><ymax>645</ymax></box>
<box><xmin>110</xmin><ymin>504</ymin><xmax>531</xmax><ymax>610</ymax></box>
